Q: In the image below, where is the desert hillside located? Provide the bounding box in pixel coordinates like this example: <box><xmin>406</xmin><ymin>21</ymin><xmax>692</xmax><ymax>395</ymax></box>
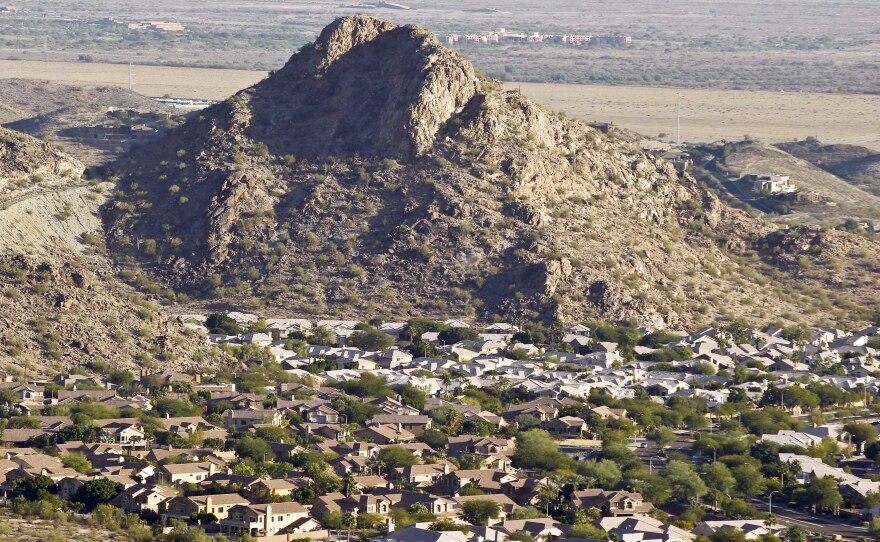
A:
<box><xmin>0</xmin><ymin>126</ymin><xmax>84</xmax><ymax>196</ymax></box>
<box><xmin>0</xmin><ymin>79</ymin><xmax>179</xmax><ymax>166</ymax></box>
<box><xmin>103</xmin><ymin>16</ymin><xmax>880</xmax><ymax>329</ymax></box>
<box><xmin>0</xmin><ymin>127</ymin><xmax>226</xmax><ymax>376</ymax></box>
<box><xmin>776</xmin><ymin>139</ymin><xmax>880</xmax><ymax>198</ymax></box>
<box><xmin>720</xmin><ymin>141</ymin><xmax>880</xmax><ymax>224</ymax></box>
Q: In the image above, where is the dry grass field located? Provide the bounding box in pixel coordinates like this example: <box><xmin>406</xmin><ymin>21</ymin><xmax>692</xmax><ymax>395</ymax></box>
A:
<box><xmin>2</xmin><ymin>59</ymin><xmax>879</xmax><ymax>150</ymax></box>
<box><xmin>0</xmin><ymin>60</ymin><xmax>264</xmax><ymax>101</ymax></box>
<box><xmin>511</xmin><ymin>83</ymin><xmax>880</xmax><ymax>151</ymax></box>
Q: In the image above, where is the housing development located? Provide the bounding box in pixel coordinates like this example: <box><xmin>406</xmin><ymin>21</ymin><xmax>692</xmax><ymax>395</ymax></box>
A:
<box><xmin>1</xmin><ymin>312</ymin><xmax>879</xmax><ymax>541</ymax></box>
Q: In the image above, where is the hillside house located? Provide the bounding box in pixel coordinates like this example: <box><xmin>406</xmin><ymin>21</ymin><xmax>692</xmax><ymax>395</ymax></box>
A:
<box><xmin>156</xmin><ymin>462</ymin><xmax>218</xmax><ymax>485</ymax></box>
<box><xmin>745</xmin><ymin>173</ymin><xmax>796</xmax><ymax>194</ymax></box>
<box><xmin>110</xmin><ymin>484</ymin><xmax>177</xmax><ymax>514</ymax></box>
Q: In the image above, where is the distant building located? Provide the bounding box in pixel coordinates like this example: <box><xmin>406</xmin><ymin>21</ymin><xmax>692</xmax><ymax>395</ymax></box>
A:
<box><xmin>127</xmin><ymin>21</ymin><xmax>186</xmax><ymax>32</ymax></box>
<box><xmin>564</xmin><ymin>34</ymin><xmax>593</xmax><ymax>45</ymax></box>
<box><xmin>601</xmin><ymin>34</ymin><xmax>633</xmax><ymax>45</ymax></box>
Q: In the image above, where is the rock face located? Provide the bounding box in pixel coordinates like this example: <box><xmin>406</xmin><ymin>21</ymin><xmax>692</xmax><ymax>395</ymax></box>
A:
<box><xmin>105</xmin><ymin>16</ymin><xmax>878</xmax><ymax>327</ymax></box>
<box><xmin>243</xmin><ymin>16</ymin><xmax>479</xmax><ymax>158</ymax></box>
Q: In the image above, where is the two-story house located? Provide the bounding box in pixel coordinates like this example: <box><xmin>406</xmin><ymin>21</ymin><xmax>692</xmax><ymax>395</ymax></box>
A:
<box><xmin>570</xmin><ymin>489</ymin><xmax>654</xmax><ymax>517</ymax></box>
<box><xmin>164</xmin><ymin>493</ymin><xmax>250</xmax><ymax>521</ymax></box>
<box><xmin>219</xmin><ymin>501</ymin><xmax>310</xmax><ymax>537</ymax></box>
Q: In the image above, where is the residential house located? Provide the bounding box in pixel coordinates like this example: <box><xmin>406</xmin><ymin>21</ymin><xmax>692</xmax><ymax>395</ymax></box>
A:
<box><xmin>222</xmin><ymin>409</ymin><xmax>283</xmax><ymax>430</ymax></box>
<box><xmin>355</xmin><ymin>425</ymin><xmax>416</xmax><ymax>445</ymax></box>
<box><xmin>694</xmin><ymin>520</ymin><xmax>785</xmax><ymax>540</ymax></box>
<box><xmin>495</xmin><ymin>518</ymin><xmax>565</xmax><ymax>540</ymax></box>
<box><xmin>435</xmin><ymin>469</ymin><xmax>518</xmax><ymax>495</ymax></box>
<box><xmin>110</xmin><ymin>484</ymin><xmax>177</xmax><ymax>514</ymax></box>
<box><xmin>94</xmin><ymin>419</ymin><xmax>146</xmax><ymax>449</ymax></box>
<box><xmin>395</xmin><ymin>462</ymin><xmax>456</xmax><ymax>487</ymax></box>
<box><xmin>164</xmin><ymin>493</ymin><xmax>250</xmax><ymax>521</ymax></box>
<box><xmin>219</xmin><ymin>501</ymin><xmax>310</xmax><ymax>537</ymax></box>
<box><xmin>384</xmin><ymin>527</ymin><xmax>468</xmax><ymax>542</ymax></box>
<box><xmin>599</xmin><ymin>515</ymin><xmax>696</xmax><ymax>542</ymax></box>
<box><xmin>570</xmin><ymin>489</ymin><xmax>654</xmax><ymax>517</ymax></box>
<box><xmin>367</xmin><ymin>415</ymin><xmax>431</xmax><ymax>436</ymax></box>
<box><xmin>543</xmin><ymin>416</ymin><xmax>587</xmax><ymax>437</ymax></box>
<box><xmin>156</xmin><ymin>462</ymin><xmax>218</xmax><ymax>485</ymax></box>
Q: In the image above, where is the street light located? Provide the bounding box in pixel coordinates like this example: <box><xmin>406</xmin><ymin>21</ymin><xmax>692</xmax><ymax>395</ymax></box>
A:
<box><xmin>769</xmin><ymin>490</ymin><xmax>780</xmax><ymax>514</ymax></box>
<box><xmin>709</xmin><ymin>445</ymin><xmax>716</xmax><ymax>463</ymax></box>
<box><xmin>649</xmin><ymin>456</ymin><xmax>662</xmax><ymax>475</ymax></box>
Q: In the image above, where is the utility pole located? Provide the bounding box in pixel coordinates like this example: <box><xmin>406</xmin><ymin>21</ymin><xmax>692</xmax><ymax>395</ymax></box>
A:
<box><xmin>676</xmin><ymin>93</ymin><xmax>682</xmax><ymax>146</ymax></box>
<box><xmin>129</xmin><ymin>62</ymin><xmax>133</xmax><ymax>91</ymax></box>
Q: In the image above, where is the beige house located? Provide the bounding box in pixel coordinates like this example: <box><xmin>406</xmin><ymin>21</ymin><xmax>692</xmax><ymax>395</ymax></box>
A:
<box><xmin>222</xmin><ymin>409</ymin><xmax>284</xmax><ymax>430</ymax></box>
<box><xmin>156</xmin><ymin>462</ymin><xmax>218</xmax><ymax>485</ymax></box>
<box><xmin>110</xmin><ymin>484</ymin><xmax>178</xmax><ymax>514</ymax></box>
<box><xmin>570</xmin><ymin>489</ymin><xmax>654</xmax><ymax>517</ymax></box>
<box><xmin>164</xmin><ymin>493</ymin><xmax>250</xmax><ymax>521</ymax></box>
<box><xmin>219</xmin><ymin>501</ymin><xmax>309</xmax><ymax>537</ymax></box>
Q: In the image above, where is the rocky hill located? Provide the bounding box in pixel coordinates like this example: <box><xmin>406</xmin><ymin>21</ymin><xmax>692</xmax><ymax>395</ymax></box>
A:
<box><xmin>104</xmin><ymin>16</ymin><xmax>880</xmax><ymax>328</ymax></box>
<box><xmin>0</xmin><ymin>127</ymin><xmax>224</xmax><ymax>376</ymax></box>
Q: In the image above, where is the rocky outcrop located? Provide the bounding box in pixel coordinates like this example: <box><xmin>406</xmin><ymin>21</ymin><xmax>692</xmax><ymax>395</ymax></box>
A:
<box><xmin>243</xmin><ymin>16</ymin><xmax>480</xmax><ymax>158</ymax></box>
<box><xmin>0</xmin><ymin>127</ymin><xmax>84</xmax><ymax>192</ymax></box>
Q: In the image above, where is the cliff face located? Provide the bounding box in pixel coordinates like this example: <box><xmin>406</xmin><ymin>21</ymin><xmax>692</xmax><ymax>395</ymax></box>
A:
<box><xmin>104</xmin><ymin>16</ymin><xmax>878</xmax><ymax>328</ymax></box>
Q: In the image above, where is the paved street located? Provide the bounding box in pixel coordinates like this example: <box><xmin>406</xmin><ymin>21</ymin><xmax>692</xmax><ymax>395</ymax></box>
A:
<box><xmin>751</xmin><ymin>498</ymin><xmax>868</xmax><ymax>540</ymax></box>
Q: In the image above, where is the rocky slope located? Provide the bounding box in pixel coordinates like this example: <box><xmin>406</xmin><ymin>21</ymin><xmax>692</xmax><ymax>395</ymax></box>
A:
<box><xmin>0</xmin><ymin>252</ymin><xmax>222</xmax><ymax>377</ymax></box>
<box><xmin>0</xmin><ymin>127</ymin><xmax>225</xmax><ymax>376</ymax></box>
<box><xmin>0</xmin><ymin>126</ymin><xmax>84</xmax><ymax>195</ymax></box>
<box><xmin>104</xmin><ymin>16</ymin><xmax>879</xmax><ymax>328</ymax></box>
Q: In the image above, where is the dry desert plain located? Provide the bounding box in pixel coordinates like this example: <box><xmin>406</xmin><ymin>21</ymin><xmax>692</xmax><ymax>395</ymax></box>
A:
<box><xmin>1</xmin><ymin>59</ymin><xmax>879</xmax><ymax>150</ymax></box>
